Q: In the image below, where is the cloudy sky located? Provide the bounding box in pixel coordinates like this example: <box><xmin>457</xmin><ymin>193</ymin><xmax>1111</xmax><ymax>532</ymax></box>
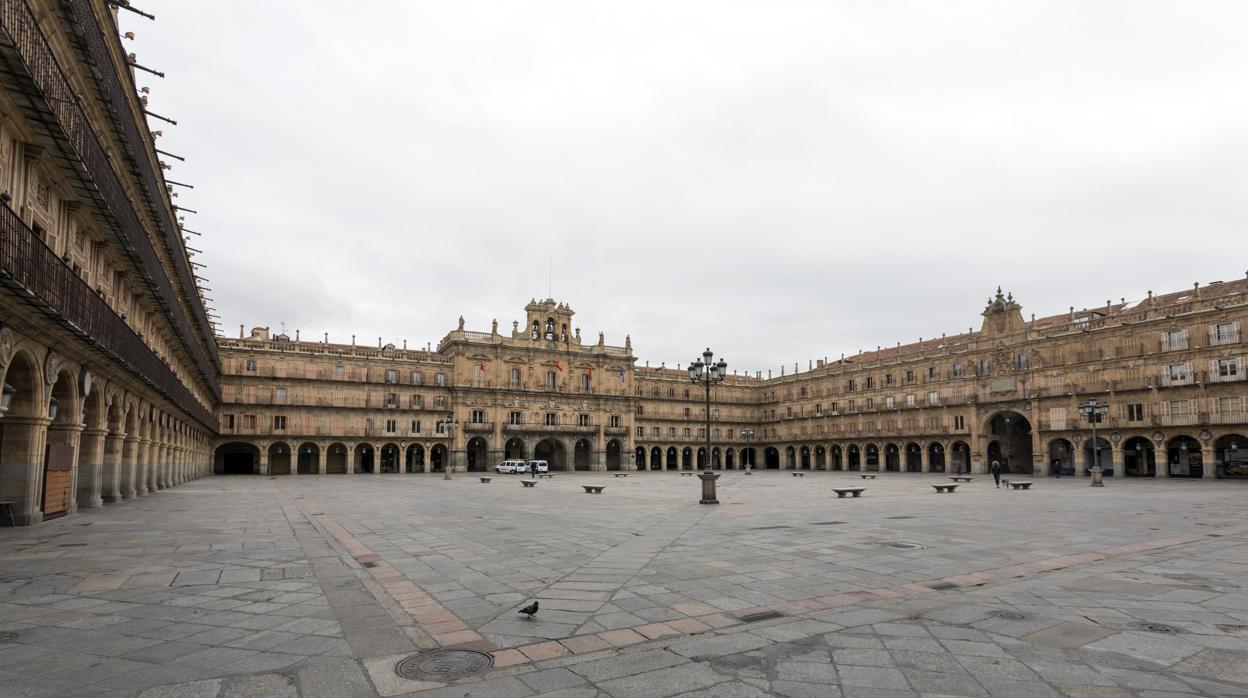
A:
<box><xmin>129</xmin><ymin>2</ymin><xmax>1248</xmax><ymax>374</ymax></box>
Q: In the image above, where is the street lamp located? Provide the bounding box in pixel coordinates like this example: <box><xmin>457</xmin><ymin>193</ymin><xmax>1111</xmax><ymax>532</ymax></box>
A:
<box><xmin>1078</xmin><ymin>398</ymin><xmax>1109</xmax><ymax>487</ymax></box>
<box><xmin>740</xmin><ymin>428</ymin><xmax>754</xmax><ymax>474</ymax></box>
<box><xmin>689</xmin><ymin>348</ymin><xmax>726</xmax><ymax>504</ymax></box>
<box><xmin>438</xmin><ymin>412</ymin><xmax>458</xmax><ymax>480</ymax></box>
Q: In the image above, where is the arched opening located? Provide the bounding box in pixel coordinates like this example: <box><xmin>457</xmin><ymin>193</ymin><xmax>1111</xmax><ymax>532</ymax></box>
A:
<box><xmin>634</xmin><ymin>446</ymin><xmax>646</xmax><ymax>470</ymax></box>
<box><xmin>430</xmin><ymin>444</ymin><xmax>447</xmax><ymax>471</ymax></box>
<box><xmin>1216</xmin><ymin>434</ymin><xmax>1248</xmax><ymax>478</ymax></box>
<box><xmin>884</xmin><ymin>443</ymin><xmax>900</xmax><ymax>472</ymax></box>
<box><xmin>327</xmin><ymin>443</ymin><xmax>349</xmax><ymax>473</ymax></box>
<box><xmin>297</xmin><ymin>442</ymin><xmax>320</xmax><ymax>474</ymax></box>
<box><xmin>215</xmin><ymin>442</ymin><xmax>260</xmax><ymax>475</ymax></box>
<box><xmin>847</xmin><ymin>445</ymin><xmax>860</xmax><ymax>471</ymax></box>
<box><xmin>1081</xmin><ymin>437</ymin><xmax>1113</xmax><ymax>476</ymax></box>
<box><xmin>1166</xmin><ymin>435</ymin><xmax>1202</xmax><ymax>478</ymax></box>
<box><xmin>574</xmin><ymin>438</ymin><xmax>593</xmax><ymax>471</ymax></box>
<box><xmin>785</xmin><ymin>446</ymin><xmax>796</xmax><ymax>469</ymax></box>
<box><xmin>682</xmin><ymin>447</ymin><xmax>692</xmax><ymax>470</ymax></box>
<box><xmin>764</xmin><ymin>447</ymin><xmax>779</xmax><ymax>469</ymax></box>
<box><xmin>504</xmin><ymin>437</ymin><xmax>525</xmax><ymax>460</ymax></box>
<box><xmin>102</xmin><ymin>396</ymin><xmax>126</xmax><ymax>501</ymax></box>
<box><xmin>710</xmin><ymin>447</ymin><xmax>720</xmax><ymax>469</ymax></box>
<box><xmin>986</xmin><ymin>412</ymin><xmax>1033</xmax><ymax>474</ymax></box>
<box><xmin>466</xmin><ymin>437</ymin><xmax>489</xmax><ymax>472</ymax></box>
<box><xmin>814</xmin><ymin>446</ymin><xmax>825</xmax><ymax>470</ymax></box>
<box><xmin>666</xmin><ymin>447</ymin><xmax>678</xmax><ymax>470</ymax></box>
<box><xmin>739</xmin><ymin>447</ymin><xmax>756</xmax><ymax>469</ymax></box>
<box><xmin>1048</xmin><ymin>439</ymin><xmax>1074</xmax><ymax>477</ymax></box>
<box><xmin>268</xmin><ymin>442</ymin><xmax>292</xmax><ymax>475</ymax></box>
<box><xmin>354</xmin><ymin>443</ymin><xmax>375</xmax><ymax>473</ymax></box>
<box><xmin>1122</xmin><ymin>437</ymin><xmax>1156</xmax><ymax>477</ymax></box>
<box><xmin>535</xmin><ymin>438</ymin><xmax>567</xmax><ymax>471</ymax></box>
<box><xmin>725</xmin><ymin>448</ymin><xmax>736</xmax><ymax>469</ymax></box>
<box><xmin>405</xmin><ymin>443</ymin><xmax>425</xmax><ymax>473</ymax></box>
<box><xmin>949</xmin><ymin>441</ymin><xmax>970</xmax><ymax>474</ymax></box>
<box><xmin>904</xmin><ymin>443</ymin><xmax>922</xmax><ymax>472</ymax></box>
<box><xmin>379</xmin><ymin>443</ymin><xmax>401</xmax><ymax>473</ymax></box>
<box><xmin>800</xmin><ymin>446</ymin><xmax>811</xmax><ymax>470</ymax></box>
<box><xmin>696</xmin><ymin>447</ymin><xmax>706</xmax><ymax>469</ymax></box>
<box><xmin>42</xmin><ymin>369</ymin><xmax>79</xmax><ymax>518</ymax></box>
<box><xmin>927</xmin><ymin>442</ymin><xmax>945</xmax><ymax>473</ymax></box>
<box><xmin>606</xmin><ymin>439</ymin><xmax>622</xmax><ymax>470</ymax></box>
<box><xmin>830</xmin><ymin>445</ymin><xmax>843</xmax><ymax>471</ymax></box>
<box><xmin>650</xmin><ymin>446</ymin><xmax>662</xmax><ymax>470</ymax></box>
<box><xmin>865</xmin><ymin>444</ymin><xmax>880</xmax><ymax>472</ymax></box>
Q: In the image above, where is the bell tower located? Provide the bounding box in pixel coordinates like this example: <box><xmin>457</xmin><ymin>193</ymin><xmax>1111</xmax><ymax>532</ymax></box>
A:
<box><xmin>523</xmin><ymin>298</ymin><xmax>576</xmax><ymax>344</ymax></box>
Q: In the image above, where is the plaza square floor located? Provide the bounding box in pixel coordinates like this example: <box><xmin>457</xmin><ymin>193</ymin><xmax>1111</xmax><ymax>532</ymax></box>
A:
<box><xmin>2</xmin><ymin>471</ymin><xmax>1248</xmax><ymax>697</ymax></box>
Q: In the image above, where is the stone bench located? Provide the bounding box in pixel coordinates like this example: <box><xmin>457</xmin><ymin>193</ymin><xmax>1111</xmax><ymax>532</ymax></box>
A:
<box><xmin>681</xmin><ymin>472</ymin><xmax>694</xmax><ymax>477</ymax></box>
<box><xmin>1009</xmin><ymin>481</ymin><xmax>1034</xmax><ymax>490</ymax></box>
<box><xmin>860</xmin><ymin>474</ymin><xmax>877</xmax><ymax>480</ymax></box>
<box><xmin>479</xmin><ymin>477</ymin><xmax>492</xmax><ymax>484</ymax></box>
<box><xmin>521</xmin><ymin>480</ymin><xmax>537</xmax><ymax>488</ymax></box>
<box><xmin>613</xmin><ymin>473</ymin><xmax>628</xmax><ymax>478</ymax></box>
<box><xmin>832</xmin><ymin>487</ymin><xmax>866</xmax><ymax>498</ymax></box>
<box><xmin>792</xmin><ymin>472</ymin><xmax>806</xmax><ymax>477</ymax></box>
<box><xmin>949</xmin><ymin>476</ymin><xmax>974</xmax><ymax>482</ymax></box>
<box><xmin>582</xmin><ymin>485</ymin><xmax>606</xmax><ymax>494</ymax></box>
<box><xmin>932</xmin><ymin>484</ymin><xmax>959</xmax><ymax>493</ymax></box>
<box><xmin>538</xmin><ymin>474</ymin><xmax>554</xmax><ymax>479</ymax></box>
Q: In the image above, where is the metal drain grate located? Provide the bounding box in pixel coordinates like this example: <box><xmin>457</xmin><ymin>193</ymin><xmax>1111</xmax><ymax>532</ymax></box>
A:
<box><xmin>361</xmin><ymin>561</ymin><xmax>378</xmax><ymax>569</ymax></box>
<box><xmin>989</xmin><ymin>610</ymin><xmax>1028</xmax><ymax>621</ymax></box>
<box><xmin>1134</xmin><ymin>622</ymin><xmax>1185</xmax><ymax>635</ymax></box>
<box><xmin>737</xmin><ymin>610</ymin><xmax>785</xmax><ymax>623</ymax></box>
<box><xmin>395</xmin><ymin>650</ymin><xmax>494</xmax><ymax>681</ymax></box>
<box><xmin>926</xmin><ymin>581</ymin><xmax>958</xmax><ymax>590</ymax></box>
<box><xmin>0</xmin><ymin>631</ymin><xmax>17</xmax><ymax>643</ymax></box>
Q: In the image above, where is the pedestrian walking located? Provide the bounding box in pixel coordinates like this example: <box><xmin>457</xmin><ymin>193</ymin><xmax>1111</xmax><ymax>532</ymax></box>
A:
<box><xmin>1053</xmin><ymin>458</ymin><xmax>1062</xmax><ymax>478</ymax></box>
<box><xmin>991</xmin><ymin>460</ymin><xmax>1002</xmax><ymax>488</ymax></box>
<box><xmin>955</xmin><ymin>462</ymin><xmax>963</xmax><ymax>478</ymax></box>
<box><xmin>529</xmin><ymin>461</ymin><xmax>537</xmax><ymax>478</ymax></box>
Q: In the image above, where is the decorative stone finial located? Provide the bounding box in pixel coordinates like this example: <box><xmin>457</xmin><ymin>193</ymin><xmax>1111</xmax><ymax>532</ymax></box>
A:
<box><xmin>458</xmin><ymin>316</ymin><xmax>465</xmax><ymax>330</ymax></box>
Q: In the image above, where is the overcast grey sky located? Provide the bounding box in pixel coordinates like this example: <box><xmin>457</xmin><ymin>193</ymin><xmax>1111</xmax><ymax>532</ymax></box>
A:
<box><xmin>130</xmin><ymin>2</ymin><xmax>1247</xmax><ymax>374</ymax></box>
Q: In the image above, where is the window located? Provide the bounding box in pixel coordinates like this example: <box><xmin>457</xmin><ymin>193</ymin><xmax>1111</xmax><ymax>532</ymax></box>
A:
<box><xmin>698</xmin><ymin>428</ymin><xmax>706</xmax><ymax>438</ymax></box>
<box><xmin>847</xmin><ymin>399</ymin><xmax>855</xmax><ymax>412</ymax></box>
<box><xmin>905</xmin><ymin>394</ymin><xmax>916</xmax><ymax>408</ymax></box>
<box><xmin>435</xmin><ymin>420</ymin><xmax>445</xmax><ymax>434</ymax></box>
<box><xmin>905</xmin><ymin>370</ymin><xmax>914</xmax><ymax>383</ymax></box>
<box><xmin>544</xmin><ymin>412</ymin><xmax>558</xmax><ymax>426</ymax></box>
<box><xmin>576</xmin><ymin>414</ymin><xmax>590</xmax><ymax>427</ymax></box>
<box><xmin>636</xmin><ymin>426</ymin><xmax>644</xmax><ymax>437</ymax></box>
<box><xmin>815</xmin><ymin>404</ymin><xmax>822</xmax><ymax>416</ymax></box>
<box><xmin>1048</xmin><ymin>407</ymin><xmax>1067</xmax><ymax>430</ymax></box>
<box><xmin>409</xmin><ymin>394</ymin><xmax>422</xmax><ymax>408</ymax></box>
<box><xmin>243</xmin><ymin>414</ymin><xmax>257</xmax><ymax>429</ymax></box>
<box><xmin>635</xmin><ymin>405</ymin><xmax>644</xmax><ymax>416</ymax></box>
<box><xmin>1014</xmin><ymin>354</ymin><xmax>1027</xmax><ymax>370</ymax></box>
<box><xmin>885</xmin><ymin>374</ymin><xmax>894</xmax><ymax>386</ymax></box>
<box><xmin>335</xmin><ymin>364</ymin><xmax>345</xmax><ymax>378</ymax></box>
<box><xmin>1212</xmin><ymin>322</ymin><xmax>1241</xmax><ymax>345</ymax></box>
<box><xmin>1167</xmin><ymin>399</ymin><xmax>1194</xmax><ymax>417</ymax></box>
<box><xmin>927</xmin><ymin>391</ymin><xmax>939</xmax><ymax>405</ymax></box>
<box><xmin>384</xmin><ymin>419</ymin><xmax>397</xmax><ymax>433</ymax></box>
<box><xmin>509</xmin><ymin>411</ymin><xmax>523</xmax><ymax>425</ymax></box>
<box><xmin>1217</xmin><ymin>358</ymin><xmax>1241</xmax><ymax>378</ymax></box>
<box><xmin>1168</xmin><ymin>363</ymin><xmax>1191</xmax><ymax>383</ymax></box>
<box><xmin>1164</xmin><ymin>329</ymin><xmax>1188</xmax><ymax>351</ymax></box>
<box><xmin>668</xmin><ymin>388</ymin><xmax>675</xmax><ymax>398</ymax></box>
<box><xmin>668</xmin><ymin>427</ymin><xmax>676</xmax><ymax>437</ymax></box>
<box><xmin>653</xmin><ymin>426</ymin><xmax>659</xmax><ymax>437</ymax></box>
<box><xmin>884</xmin><ymin>396</ymin><xmax>894</xmax><ymax>409</ymax></box>
<box><xmin>546</xmin><ymin>371</ymin><xmax>557</xmax><ymax>389</ymax></box>
<box><xmin>866</xmin><ymin>398</ymin><xmax>874</xmax><ymax>410</ymax></box>
<box><xmin>609</xmin><ymin>415</ymin><xmax>621</xmax><ymax>428</ymax></box>
<box><xmin>683</xmin><ymin>427</ymin><xmax>691</xmax><ymax>437</ymax></box>
<box><xmin>1216</xmin><ymin>396</ymin><xmax>1245</xmax><ymax>416</ymax></box>
<box><xmin>951</xmin><ymin>363</ymin><xmax>965</xmax><ymax>378</ymax></box>
<box><xmin>411</xmin><ymin>420</ymin><xmax>421</xmax><ymax>433</ymax></box>
<box><xmin>245</xmin><ymin>359</ymin><xmax>257</xmax><ymax>372</ymax></box>
<box><xmin>273</xmin><ymin>415</ymin><xmax>287</xmax><ymax>430</ymax></box>
<box><xmin>830</xmin><ymin>401</ymin><xmax>838</xmax><ymax>412</ymax></box>
<box><xmin>470</xmin><ymin>409</ymin><xmax>485</xmax><ymax>423</ymax></box>
<box><xmin>434</xmin><ymin>395</ymin><xmax>446</xmax><ymax>408</ymax></box>
<box><xmin>847</xmin><ymin>379</ymin><xmax>856</xmax><ymax>392</ymax></box>
<box><xmin>385</xmin><ymin>392</ymin><xmax>398</xmax><ymax>407</ymax></box>
<box><xmin>275</xmin><ymin>387</ymin><xmax>287</xmax><ymax>402</ymax></box>
<box><xmin>435</xmin><ymin>372</ymin><xmax>446</xmax><ymax>386</ymax></box>
<box><xmin>684</xmin><ymin>407</ymin><xmax>691</xmax><ymax>418</ymax></box>
<box><xmin>799</xmin><ymin>387</ymin><xmax>807</xmax><ymax>398</ymax></box>
<box><xmin>580</xmin><ymin>373</ymin><xmax>591</xmax><ymax>391</ymax></box>
<box><xmin>865</xmin><ymin>376</ymin><xmax>875</xmax><ymax>389</ymax></box>
<box><xmin>1126</xmin><ymin>403</ymin><xmax>1145</xmax><ymax>421</ymax></box>
<box><xmin>223</xmin><ymin>414</ymin><xmax>235</xmax><ymax>430</ymax></box>
<box><xmin>385</xmin><ymin>369</ymin><xmax>398</xmax><ymax>383</ymax></box>
<box><xmin>410</xmin><ymin>370</ymin><xmax>423</xmax><ymax>384</ymax></box>
<box><xmin>953</xmin><ymin>415</ymin><xmax>965</xmax><ymax>430</ymax></box>
<box><xmin>684</xmin><ymin>389</ymin><xmax>690</xmax><ymax>399</ymax></box>
<box><xmin>510</xmin><ymin>368</ymin><xmax>521</xmax><ymax>387</ymax></box>
<box><xmin>977</xmin><ymin>359</ymin><xmax>989</xmax><ymax>375</ymax></box>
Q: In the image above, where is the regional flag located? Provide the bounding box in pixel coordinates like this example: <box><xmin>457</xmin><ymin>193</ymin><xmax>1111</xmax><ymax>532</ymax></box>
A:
<box><xmin>556</xmin><ymin>361</ymin><xmax>564</xmax><ymax>373</ymax></box>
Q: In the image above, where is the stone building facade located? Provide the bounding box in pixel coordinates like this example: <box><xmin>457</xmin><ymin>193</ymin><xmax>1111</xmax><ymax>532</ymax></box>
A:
<box><xmin>0</xmin><ymin>1</ymin><xmax>217</xmax><ymax>524</ymax></box>
<box><xmin>215</xmin><ymin>279</ymin><xmax>1248</xmax><ymax>482</ymax></box>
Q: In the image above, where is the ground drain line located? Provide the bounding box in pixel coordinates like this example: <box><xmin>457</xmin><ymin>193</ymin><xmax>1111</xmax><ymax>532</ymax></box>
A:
<box><xmin>737</xmin><ymin>610</ymin><xmax>785</xmax><ymax>623</ymax></box>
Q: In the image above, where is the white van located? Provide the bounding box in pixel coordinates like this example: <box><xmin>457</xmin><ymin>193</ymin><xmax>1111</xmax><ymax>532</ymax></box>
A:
<box><xmin>495</xmin><ymin>459</ymin><xmax>527</xmax><ymax>474</ymax></box>
<box><xmin>526</xmin><ymin>460</ymin><xmax>550</xmax><ymax>473</ymax></box>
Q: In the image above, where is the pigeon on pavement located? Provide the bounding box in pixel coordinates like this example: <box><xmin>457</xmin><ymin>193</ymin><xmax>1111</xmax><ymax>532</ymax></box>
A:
<box><xmin>518</xmin><ymin>601</ymin><xmax>539</xmax><ymax>618</ymax></box>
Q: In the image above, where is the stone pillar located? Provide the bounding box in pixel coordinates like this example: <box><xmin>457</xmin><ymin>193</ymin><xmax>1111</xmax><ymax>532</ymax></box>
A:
<box><xmin>120</xmin><ymin>437</ymin><xmax>139</xmax><ymax>498</ymax></box>
<box><xmin>317</xmin><ymin>447</ymin><xmax>327</xmax><ymax>475</ymax></box>
<box><xmin>920</xmin><ymin>445</ymin><xmax>930</xmax><ymax>473</ymax></box>
<box><xmin>76</xmin><ymin>427</ymin><xmax>108</xmax><ymax>509</ymax></box>
<box><xmin>258</xmin><ymin>447</ymin><xmax>270</xmax><ymax>475</ymax></box>
<box><xmin>373</xmin><ymin>443</ymin><xmax>383</xmax><ymax>474</ymax></box>
<box><xmin>592</xmin><ymin>449</ymin><xmax>606</xmax><ymax>471</ymax></box>
<box><xmin>101</xmin><ymin>432</ymin><xmax>125</xmax><ymax>502</ymax></box>
<box><xmin>1111</xmin><ymin>444</ymin><xmax>1124</xmax><ymax>479</ymax></box>
<box><xmin>1202</xmin><ymin>445</ymin><xmax>1217</xmax><ymax>479</ymax></box>
<box><xmin>0</xmin><ymin>416</ymin><xmax>51</xmax><ymax>525</ymax></box>
<box><xmin>136</xmin><ymin>438</ymin><xmax>152</xmax><ymax>495</ymax></box>
<box><xmin>346</xmin><ymin>446</ymin><xmax>355</xmax><ymax>474</ymax></box>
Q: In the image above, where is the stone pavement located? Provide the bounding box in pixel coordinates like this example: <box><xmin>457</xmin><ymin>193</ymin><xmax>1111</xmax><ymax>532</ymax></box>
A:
<box><xmin>2</xmin><ymin>471</ymin><xmax>1248</xmax><ymax>697</ymax></box>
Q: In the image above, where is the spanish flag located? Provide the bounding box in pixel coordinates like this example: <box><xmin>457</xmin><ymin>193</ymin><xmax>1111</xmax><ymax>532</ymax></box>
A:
<box><xmin>556</xmin><ymin>361</ymin><xmax>564</xmax><ymax>373</ymax></box>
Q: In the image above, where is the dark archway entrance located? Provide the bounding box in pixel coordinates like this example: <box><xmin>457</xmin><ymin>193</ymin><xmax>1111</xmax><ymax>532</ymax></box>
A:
<box><xmin>380</xmin><ymin>443</ymin><xmax>400</xmax><ymax>473</ymax></box>
<box><xmin>327</xmin><ymin>443</ymin><xmax>348</xmax><ymax>473</ymax></box>
<box><xmin>884</xmin><ymin>443</ymin><xmax>900</xmax><ymax>472</ymax></box>
<box><xmin>666</xmin><ymin>447</ymin><xmax>678</xmax><ymax>470</ymax></box>
<box><xmin>1082</xmin><ymin>437</ymin><xmax>1112</xmax><ymax>476</ymax></box>
<box><xmin>466</xmin><ymin>437</ymin><xmax>488</xmax><ymax>472</ymax></box>
<box><xmin>430</xmin><ymin>444</ymin><xmax>447</xmax><ymax>471</ymax></box>
<box><xmin>865</xmin><ymin>444</ymin><xmax>880</xmax><ymax>471</ymax></box>
<box><xmin>830</xmin><ymin>445</ymin><xmax>843</xmax><ymax>471</ymax></box>
<box><xmin>635</xmin><ymin>447</ymin><xmax>646</xmax><ymax>470</ymax></box>
<box><xmin>1123</xmin><ymin>437</ymin><xmax>1156</xmax><ymax>477</ymax></box>
<box><xmin>535</xmin><ymin>439</ymin><xmax>567</xmax><ymax>470</ymax></box>
<box><xmin>605</xmin><ymin>441</ymin><xmax>620</xmax><ymax>471</ymax></box>
<box><xmin>1216</xmin><ymin>434</ymin><xmax>1248</xmax><ymax>478</ymax></box>
<box><xmin>405</xmin><ymin>444</ymin><xmax>425</xmax><ymax>473</ymax></box>
<box><xmin>505</xmin><ymin>437</ymin><xmax>526</xmax><ymax>460</ymax></box>
<box><xmin>216</xmin><ymin>442</ymin><xmax>260</xmax><ymax>475</ymax></box>
<box><xmin>354</xmin><ymin>444</ymin><xmax>374</xmax><ymax>473</ymax></box>
<box><xmin>682</xmin><ymin>448</ymin><xmax>693</xmax><ymax>470</ymax></box>
<box><xmin>268</xmin><ymin>443</ymin><xmax>291</xmax><ymax>475</ymax></box>
<box><xmin>928</xmin><ymin>442</ymin><xmax>945</xmax><ymax>473</ymax></box>
<box><xmin>574</xmin><ymin>439</ymin><xmax>593</xmax><ymax>471</ymax></box>
<box><xmin>1048</xmin><ymin>439</ymin><xmax>1074</xmax><ymax>476</ymax></box>
<box><xmin>950</xmin><ymin>441</ymin><xmax>970</xmax><ymax>474</ymax></box>
<box><xmin>987</xmin><ymin>412</ymin><xmax>1033</xmax><ymax>474</ymax></box>
<box><xmin>297</xmin><ymin>442</ymin><xmax>319</xmax><ymax>474</ymax></box>
<box><xmin>764</xmin><ymin>447</ymin><xmax>779</xmax><ymax>469</ymax></box>
<box><xmin>847</xmin><ymin>445</ymin><xmax>860</xmax><ymax>471</ymax></box>
<box><xmin>1166</xmin><ymin>435</ymin><xmax>1202</xmax><ymax>478</ymax></box>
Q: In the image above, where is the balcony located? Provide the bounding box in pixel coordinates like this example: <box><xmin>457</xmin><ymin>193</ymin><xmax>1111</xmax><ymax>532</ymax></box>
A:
<box><xmin>1210</xmin><ymin>410</ymin><xmax>1247</xmax><ymax>425</ymax></box>
<box><xmin>1158</xmin><ymin>413</ymin><xmax>1200</xmax><ymax>427</ymax></box>
<box><xmin>464</xmin><ymin>421</ymin><xmax>493</xmax><ymax>433</ymax></box>
<box><xmin>1160</xmin><ymin>336</ymin><xmax>1189</xmax><ymax>352</ymax></box>
<box><xmin>1210</xmin><ymin>330</ymin><xmax>1242</xmax><ymax>347</ymax></box>
<box><xmin>0</xmin><ymin>203</ymin><xmax>215</xmax><ymax>428</ymax></box>
<box><xmin>604</xmin><ymin>426</ymin><xmax>629</xmax><ymax>436</ymax></box>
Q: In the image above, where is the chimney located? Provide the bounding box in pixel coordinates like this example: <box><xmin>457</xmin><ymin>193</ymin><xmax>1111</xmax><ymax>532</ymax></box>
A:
<box><xmin>351</xmin><ymin>334</ymin><xmax>356</xmax><ymax>346</ymax></box>
<box><xmin>1194</xmin><ymin>281</ymin><xmax>1200</xmax><ymax>299</ymax></box>
<box><xmin>403</xmin><ymin>339</ymin><xmax>407</xmax><ymax>349</ymax></box>
<box><xmin>323</xmin><ymin>332</ymin><xmax>328</xmax><ymax>343</ymax></box>
<box><xmin>295</xmin><ymin>329</ymin><xmax>300</xmax><ymax>341</ymax></box>
<box><xmin>239</xmin><ymin>324</ymin><xmax>243</xmax><ymax>338</ymax></box>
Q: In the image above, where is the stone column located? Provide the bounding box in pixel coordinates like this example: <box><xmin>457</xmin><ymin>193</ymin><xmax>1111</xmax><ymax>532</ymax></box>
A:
<box><xmin>920</xmin><ymin>445</ymin><xmax>930</xmax><ymax>473</ymax></box>
<box><xmin>317</xmin><ymin>447</ymin><xmax>327</xmax><ymax>475</ymax></box>
<box><xmin>75</xmin><ymin>427</ymin><xmax>108</xmax><ymax>509</ymax></box>
<box><xmin>346</xmin><ymin>446</ymin><xmax>356</xmax><ymax>474</ymax></box>
<box><xmin>258</xmin><ymin>447</ymin><xmax>269</xmax><ymax>475</ymax></box>
<box><xmin>101</xmin><ymin>432</ymin><xmax>125</xmax><ymax>502</ymax></box>
<box><xmin>592</xmin><ymin>449</ymin><xmax>606</xmax><ymax>471</ymax></box>
<box><xmin>1111</xmin><ymin>443</ymin><xmax>1125</xmax><ymax>479</ymax></box>
<box><xmin>137</xmin><ymin>438</ymin><xmax>153</xmax><ymax>495</ymax></box>
<box><xmin>1202</xmin><ymin>445</ymin><xmax>1217</xmax><ymax>479</ymax></box>
<box><xmin>373</xmin><ymin>443</ymin><xmax>383</xmax><ymax>474</ymax></box>
<box><xmin>120</xmin><ymin>437</ymin><xmax>139</xmax><ymax>498</ymax></box>
<box><xmin>0</xmin><ymin>416</ymin><xmax>50</xmax><ymax>525</ymax></box>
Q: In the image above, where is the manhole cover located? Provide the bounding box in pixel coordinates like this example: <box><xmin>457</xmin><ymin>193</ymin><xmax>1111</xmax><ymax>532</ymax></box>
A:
<box><xmin>1134</xmin><ymin>622</ymin><xmax>1185</xmax><ymax>635</ymax></box>
<box><xmin>738</xmin><ymin>610</ymin><xmax>785</xmax><ymax>623</ymax></box>
<box><xmin>395</xmin><ymin>650</ymin><xmax>494</xmax><ymax>681</ymax></box>
<box><xmin>879</xmin><ymin>541</ymin><xmax>926</xmax><ymax>550</ymax></box>
<box><xmin>989</xmin><ymin>610</ymin><xmax>1028</xmax><ymax>621</ymax></box>
<box><xmin>0</xmin><ymin>631</ymin><xmax>17</xmax><ymax>642</ymax></box>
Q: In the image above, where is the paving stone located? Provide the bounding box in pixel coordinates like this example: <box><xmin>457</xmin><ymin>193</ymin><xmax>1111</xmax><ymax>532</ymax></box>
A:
<box><xmin>597</xmin><ymin>662</ymin><xmax>726</xmax><ymax>698</ymax></box>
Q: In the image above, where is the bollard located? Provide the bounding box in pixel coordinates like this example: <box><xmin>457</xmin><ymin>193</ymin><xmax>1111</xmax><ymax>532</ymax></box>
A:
<box><xmin>1090</xmin><ymin>466</ymin><xmax>1104</xmax><ymax>487</ymax></box>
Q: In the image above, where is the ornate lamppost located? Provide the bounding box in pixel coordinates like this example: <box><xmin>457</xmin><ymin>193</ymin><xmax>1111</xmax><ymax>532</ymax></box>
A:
<box><xmin>740</xmin><ymin>428</ymin><xmax>754</xmax><ymax>474</ymax></box>
<box><xmin>1078</xmin><ymin>398</ymin><xmax>1109</xmax><ymax>487</ymax></box>
<box><xmin>689</xmin><ymin>348</ymin><xmax>726</xmax><ymax>503</ymax></box>
<box><xmin>438</xmin><ymin>412</ymin><xmax>458</xmax><ymax>481</ymax></box>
